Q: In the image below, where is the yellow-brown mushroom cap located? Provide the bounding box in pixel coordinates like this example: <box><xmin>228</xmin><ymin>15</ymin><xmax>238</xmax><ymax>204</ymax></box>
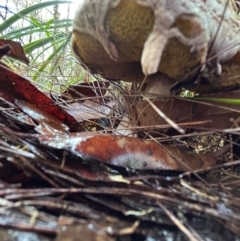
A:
<box><xmin>72</xmin><ymin>0</ymin><xmax>240</xmax><ymax>90</ymax></box>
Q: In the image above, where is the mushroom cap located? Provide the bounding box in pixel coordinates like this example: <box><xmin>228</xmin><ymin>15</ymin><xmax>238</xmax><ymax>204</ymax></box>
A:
<box><xmin>72</xmin><ymin>0</ymin><xmax>240</xmax><ymax>92</ymax></box>
<box><xmin>72</xmin><ymin>0</ymin><xmax>201</xmax><ymax>82</ymax></box>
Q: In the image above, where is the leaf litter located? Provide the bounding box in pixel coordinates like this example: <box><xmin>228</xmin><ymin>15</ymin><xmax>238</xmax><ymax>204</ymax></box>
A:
<box><xmin>1</xmin><ymin>4</ymin><xmax>240</xmax><ymax>241</ymax></box>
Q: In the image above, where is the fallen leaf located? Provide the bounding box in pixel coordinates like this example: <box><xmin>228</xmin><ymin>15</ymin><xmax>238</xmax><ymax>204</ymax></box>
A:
<box><xmin>62</xmin><ymin>81</ymin><xmax>109</xmax><ymax>99</ymax></box>
<box><xmin>65</xmin><ymin>99</ymin><xmax>115</xmax><ymax>122</ymax></box>
<box><xmin>137</xmin><ymin>90</ymin><xmax>240</xmax><ymax>131</ymax></box>
<box><xmin>0</xmin><ymin>64</ymin><xmax>81</xmax><ymax>131</ymax></box>
<box><xmin>39</xmin><ymin>133</ymin><xmax>217</xmax><ymax>171</ymax></box>
<box><xmin>0</xmin><ymin>45</ymin><xmax>11</xmax><ymax>59</ymax></box>
<box><xmin>15</xmin><ymin>99</ymin><xmax>69</xmax><ymax>134</ymax></box>
<box><xmin>0</xmin><ymin>39</ymin><xmax>29</xmax><ymax>64</ymax></box>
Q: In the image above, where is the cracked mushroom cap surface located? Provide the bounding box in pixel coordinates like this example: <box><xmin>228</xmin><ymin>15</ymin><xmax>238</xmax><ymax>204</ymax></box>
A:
<box><xmin>72</xmin><ymin>0</ymin><xmax>240</xmax><ymax>87</ymax></box>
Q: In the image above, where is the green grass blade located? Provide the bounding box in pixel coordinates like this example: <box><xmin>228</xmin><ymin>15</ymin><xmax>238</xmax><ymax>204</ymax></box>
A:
<box><xmin>0</xmin><ymin>1</ymin><xmax>71</xmax><ymax>33</ymax></box>
<box><xmin>191</xmin><ymin>97</ymin><xmax>240</xmax><ymax>105</ymax></box>
<box><xmin>33</xmin><ymin>40</ymin><xmax>67</xmax><ymax>81</ymax></box>
<box><xmin>24</xmin><ymin>33</ymin><xmax>66</xmax><ymax>54</ymax></box>
<box><xmin>2</xmin><ymin>19</ymin><xmax>72</xmax><ymax>39</ymax></box>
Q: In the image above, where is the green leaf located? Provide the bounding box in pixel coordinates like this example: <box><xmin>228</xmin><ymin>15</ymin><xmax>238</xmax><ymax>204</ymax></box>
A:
<box><xmin>0</xmin><ymin>1</ymin><xmax>71</xmax><ymax>33</ymax></box>
<box><xmin>46</xmin><ymin>19</ymin><xmax>55</xmax><ymax>30</ymax></box>
<box><xmin>24</xmin><ymin>33</ymin><xmax>67</xmax><ymax>54</ymax></box>
<box><xmin>30</xmin><ymin>16</ymin><xmax>42</xmax><ymax>28</ymax></box>
<box><xmin>33</xmin><ymin>40</ymin><xmax>67</xmax><ymax>81</ymax></box>
<box><xmin>2</xmin><ymin>19</ymin><xmax>72</xmax><ymax>39</ymax></box>
<box><xmin>191</xmin><ymin>97</ymin><xmax>240</xmax><ymax>105</ymax></box>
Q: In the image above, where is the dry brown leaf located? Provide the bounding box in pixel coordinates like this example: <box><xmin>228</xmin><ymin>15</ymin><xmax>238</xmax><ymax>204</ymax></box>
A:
<box><xmin>137</xmin><ymin>90</ymin><xmax>240</xmax><ymax>131</ymax></box>
<box><xmin>0</xmin><ymin>39</ymin><xmax>29</xmax><ymax>64</ymax></box>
